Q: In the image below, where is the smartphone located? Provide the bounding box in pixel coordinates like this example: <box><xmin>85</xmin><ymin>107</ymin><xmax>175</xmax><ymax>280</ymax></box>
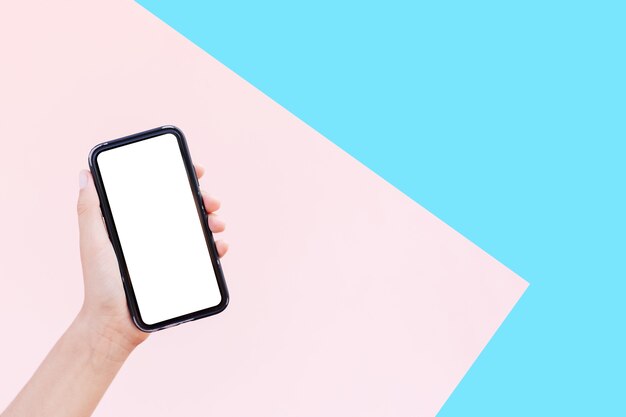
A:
<box><xmin>89</xmin><ymin>126</ymin><xmax>228</xmax><ymax>332</ymax></box>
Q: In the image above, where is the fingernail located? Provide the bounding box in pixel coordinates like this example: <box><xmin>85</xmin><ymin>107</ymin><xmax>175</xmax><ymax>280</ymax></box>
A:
<box><xmin>79</xmin><ymin>170</ymin><xmax>88</xmax><ymax>189</ymax></box>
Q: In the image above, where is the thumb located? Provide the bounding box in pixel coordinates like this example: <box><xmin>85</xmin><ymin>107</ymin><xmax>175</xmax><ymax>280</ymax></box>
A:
<box><xmin>77</xmin><ymin>170</ymin><xmax>110</xmax><ymax>253</ymax></box>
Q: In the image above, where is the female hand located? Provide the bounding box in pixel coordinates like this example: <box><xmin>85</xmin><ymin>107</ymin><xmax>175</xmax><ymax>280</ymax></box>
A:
<box><xmin>1</xmin><ymin>166</ymin><xmax>228</xmax><ymax>417</ymax></box>
<box><xmin>76</xmin><ymin>165</ymin><xmax>228</xmax><ymax>356</ymax></box>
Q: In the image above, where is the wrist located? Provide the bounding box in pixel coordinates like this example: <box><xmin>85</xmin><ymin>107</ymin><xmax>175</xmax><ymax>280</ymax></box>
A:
<box><xmin>73</xmin><ymin>309</ymin><xmax>144</xmax><ymax>364</ymax></box>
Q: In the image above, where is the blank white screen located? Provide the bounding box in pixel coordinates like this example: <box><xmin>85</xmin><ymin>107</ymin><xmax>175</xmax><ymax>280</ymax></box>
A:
<box><xmin>97</xmin><ymin>133</ymin><xmax>221</xmax><ymax>325</ymax></box>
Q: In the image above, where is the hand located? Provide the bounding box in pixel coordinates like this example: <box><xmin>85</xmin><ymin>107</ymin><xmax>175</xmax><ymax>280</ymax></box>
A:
<box><xmin>76</xmin><ymin>165</ymin><xmax>228</xmax><ymax>355</ymax></box>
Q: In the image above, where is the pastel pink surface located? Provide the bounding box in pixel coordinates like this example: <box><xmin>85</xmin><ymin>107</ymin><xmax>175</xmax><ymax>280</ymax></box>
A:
<box><xmin>0</xmin><ymin>1</ymin><xmax>527</xmax><ymax>416</ymax></box>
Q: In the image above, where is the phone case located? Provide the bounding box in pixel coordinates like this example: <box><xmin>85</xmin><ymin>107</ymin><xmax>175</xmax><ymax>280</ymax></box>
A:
<box><xmin>88</xmin><ymin>126</ymin><xmax>229</xmax><ymax>332</ymax></box>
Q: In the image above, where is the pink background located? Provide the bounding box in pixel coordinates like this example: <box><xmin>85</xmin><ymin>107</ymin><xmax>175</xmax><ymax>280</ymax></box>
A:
<box><xmin>0</xmin><ymin>1</ymin><xmax>527</xmax><ymax>415</ymax></box>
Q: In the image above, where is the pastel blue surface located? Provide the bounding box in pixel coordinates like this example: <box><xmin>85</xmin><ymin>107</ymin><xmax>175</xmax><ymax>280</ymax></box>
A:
<box><xmin>136</xmin><ymin>1</ymin><xmax>625</xmax><ymax>414</ymax></box>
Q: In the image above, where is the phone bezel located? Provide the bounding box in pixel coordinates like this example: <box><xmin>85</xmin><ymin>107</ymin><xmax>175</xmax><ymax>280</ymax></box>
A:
<box><xmin>88</xmin><ymin>126</ymin><xmax>229</xmax><ymax>332</ymax></box>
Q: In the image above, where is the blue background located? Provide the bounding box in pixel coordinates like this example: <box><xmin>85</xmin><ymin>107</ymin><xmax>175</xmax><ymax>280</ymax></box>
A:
<box><xmin>136</xmin><ymin>1</ymin><xmax>625</xmax><ymax>414</ymax></box>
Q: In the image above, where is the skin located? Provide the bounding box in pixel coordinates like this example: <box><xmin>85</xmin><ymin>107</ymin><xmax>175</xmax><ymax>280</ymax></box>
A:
<box><xmin>1</xmin><ymin>165</ymin><xmax>227</xmax><ymax>417</ymax></box>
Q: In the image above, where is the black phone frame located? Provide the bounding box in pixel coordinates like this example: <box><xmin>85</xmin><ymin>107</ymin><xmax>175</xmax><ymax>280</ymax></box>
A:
<box><xmin>88</xmin><ymin>126</ymin><xmax>229</xmax><ymax>332</ymax></box>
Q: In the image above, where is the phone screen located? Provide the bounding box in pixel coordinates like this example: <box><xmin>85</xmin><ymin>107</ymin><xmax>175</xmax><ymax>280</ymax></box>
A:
<box><xmin>96</xmin><ymin>133</ymin><xmax>222</xmax><ymax>326</ymax></box>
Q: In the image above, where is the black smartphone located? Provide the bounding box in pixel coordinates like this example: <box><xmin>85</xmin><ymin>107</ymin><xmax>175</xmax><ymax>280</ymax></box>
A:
<box><xmin>89</xmin><ymin>126</ymin><xmax>228</xmax><ymax>332</ymax></box>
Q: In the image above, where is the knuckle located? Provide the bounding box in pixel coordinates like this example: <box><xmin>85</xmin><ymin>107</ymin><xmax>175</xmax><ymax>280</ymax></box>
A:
<box><xmin>77</xmin><ymin>201</ymin><xmax>94</xmax><ymax>216</ymax></box>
